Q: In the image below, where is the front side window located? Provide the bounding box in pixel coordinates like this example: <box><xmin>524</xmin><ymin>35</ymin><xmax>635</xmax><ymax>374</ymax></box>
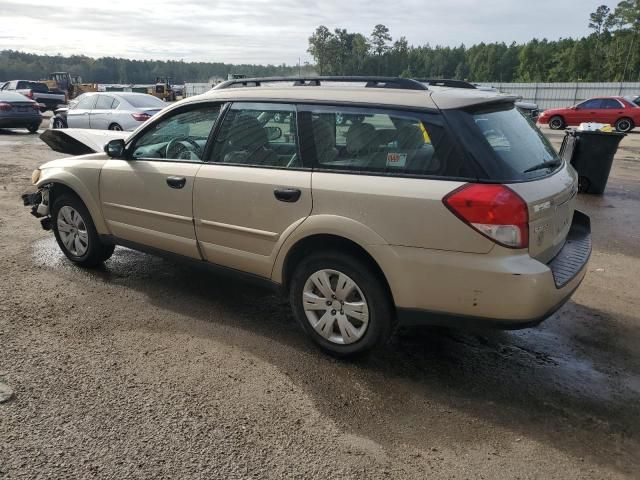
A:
<box><xmin>95</xmin><ymin>95</ymin><xmax>115</xmax><ymax>110</ymax></box>
<box><xmin>301</xmin><ymin>105</ymin><xmax>466</xmax><ymax>177</ymax></box>
<box><xmin>75</xmin><ymin>95</ymin><xmax>96</xmax><ymax>110</ymax></box>
<box><xmin>130</xmin><ymin>105</ymin><xmax>221</xmax><ymax>162</ymax></box>
<box><xmin>577</xmin><ymin>99</ymin><xmax>603</xmax><ymax>109</ymax></box>
<box><xmin>210</xmin><ymin>102</ymin><xmax>299</xmax><ymax>168</ymax></box>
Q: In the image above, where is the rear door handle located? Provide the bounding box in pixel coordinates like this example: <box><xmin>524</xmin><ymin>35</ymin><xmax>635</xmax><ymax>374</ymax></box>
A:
<box><xmin>274</xmin><ymin>188</ymin><xmax>301</xmax><ymax>202</ymax></box>
<box><xmin>166</xmin><ymin>176</ymin><xmax>186</xmax><ymax>189</ymax></box>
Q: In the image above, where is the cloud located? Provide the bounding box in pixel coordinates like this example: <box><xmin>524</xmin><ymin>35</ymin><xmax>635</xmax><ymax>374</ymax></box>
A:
<box><xmin>0</xmin><ymin>0</ymin><xmax>620</xmax><ymax>64</ymax></box>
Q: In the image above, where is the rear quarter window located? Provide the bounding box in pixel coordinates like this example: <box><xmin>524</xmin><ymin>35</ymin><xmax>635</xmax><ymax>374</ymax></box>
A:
<box><xmin>298</xmin><ymin>105</ymin><xmax>475</xmax><ymax>179</ymax></box>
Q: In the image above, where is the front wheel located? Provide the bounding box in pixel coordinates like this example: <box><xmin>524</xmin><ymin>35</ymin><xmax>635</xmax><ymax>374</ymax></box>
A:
<box><xmin>27</xmin><ymin>124</ymin><xmax>39</xmax><ymax>134</ymax></box>
<box><xmin>52</xmin><ymin>194</ymin><xmax>114</xmax><ymax>267</ymax></box>
<box><xmin>289</xmin><ymin>251</ymin><xmax>393</xmax><ymax>356</ymax></box>
<box><xmin>615</xmin><ymin>117</ymin><xmax>634</xmax><ymax>133</ymax></box>
<box><xmin>51</xmin><ymin>116</ymin><xmax>66</xmax><ymax>129</ymax></box>
<box><xmin>549</xmin><ymin>116</ymin><xmax>565</xmax><ymax>130</ymax></box>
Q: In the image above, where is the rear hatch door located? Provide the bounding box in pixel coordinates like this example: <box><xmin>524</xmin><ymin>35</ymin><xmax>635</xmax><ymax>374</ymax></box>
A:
<box><xmin>508</xmin><ymin>163</ymin><xmax>578</xmax><ymax>263</ymax></box>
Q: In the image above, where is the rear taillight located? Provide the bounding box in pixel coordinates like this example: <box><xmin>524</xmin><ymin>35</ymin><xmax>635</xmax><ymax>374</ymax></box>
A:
<box><xmin>443</xmin><ymin>184</ymin><xmax>529</xmax><ymax>249</ymax></box>
<box><xmin>132</xmin><ymin>113</ymin><xmax>151</xmax><ymax>121</ymax></box>
<box><xmin>25</xmin><ymin>89</ymin><xmax>33</xmax><ymax>99</ymax></box>
<box><xmin>0</xmin><ymin>102</ymin><xmax>12</xmax><ymax>111</ymax></box>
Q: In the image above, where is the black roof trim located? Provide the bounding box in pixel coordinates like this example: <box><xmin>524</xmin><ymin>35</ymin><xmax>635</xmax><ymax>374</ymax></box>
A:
<box><xmin>213</xmin><ymin>76</ymin><xmax>429</xmax><ymax>91</ymax></box>
<box><xmin>415</xmin><ymin>79</ymin><xmax>477</xmax><ymax>89</ymax></box>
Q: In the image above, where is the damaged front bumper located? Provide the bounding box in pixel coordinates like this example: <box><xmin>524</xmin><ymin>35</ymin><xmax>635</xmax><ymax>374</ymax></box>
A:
<box><xmin>21</xmin><ymin>187</ymin><xmax>52</xmax><ymax>230</ymax></box>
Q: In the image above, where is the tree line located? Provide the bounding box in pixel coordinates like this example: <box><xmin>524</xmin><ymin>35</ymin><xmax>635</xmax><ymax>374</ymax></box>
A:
<box><xmin>1</xmin><ymin>1</ymin><xmax>639</xmax><ymax>84</ymax></box>
<box><xmin>308</xmin><ymin>1</ymin><xmax>640</xmax><ymax>82</ymax></box>
<box><xmin>0</xmin><ymin>51</ymin><xmax>313</xmax><ymax>84</ymax></box>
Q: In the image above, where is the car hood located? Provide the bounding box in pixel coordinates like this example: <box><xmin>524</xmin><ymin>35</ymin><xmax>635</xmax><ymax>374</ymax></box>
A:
<box><xmin>40</xmin><ymin>128</ymin><xmax>129</xmax><ymax>155</ymax></box>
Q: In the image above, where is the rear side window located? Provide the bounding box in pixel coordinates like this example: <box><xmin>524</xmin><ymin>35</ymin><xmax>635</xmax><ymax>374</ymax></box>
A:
<box><xmin>601</xmin><ymin>99</ymin><xmax>623</xmax><ymax>109</ymax></box>
<box><xmin>299</xmin><ymin>105</ymin><xmax>471</xmax><ymax>178</ymax></box>
<box><xmin>210</xmin><ymin>102</ymin><xmax>300</xmax><ymax>168</ymax></box>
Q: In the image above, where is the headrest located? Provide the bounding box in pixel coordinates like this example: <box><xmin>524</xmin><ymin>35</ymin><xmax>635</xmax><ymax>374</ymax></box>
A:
<box><xmin>346</xmin><ymin>122</ymin><xmax>376</xmax><ymax>154</ymax></box>
<box><xmin>312</xmin><ymin>118</ymin><xmax>335</xmax><ymax>150</ymax></box>
<box><xmin>397</xmin><ymin>124</ymin><xmax>425</xmax><ymax>150</ymax></box>
<box><xmin>228</xmin><ymin>114</ymin><xmax>268</xmax><ymax>150</ymax></box>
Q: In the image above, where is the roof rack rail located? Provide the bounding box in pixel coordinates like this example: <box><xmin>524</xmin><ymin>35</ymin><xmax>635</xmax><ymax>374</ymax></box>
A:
<box><xmin>213</xmin><ymin>76</ymin><xmax>428</xmax><ymax>91</ymax></box>
<box><xmin>415</xmin><ymin>78</ymin><xmax>477</xmax><ymax>89</ymax></box>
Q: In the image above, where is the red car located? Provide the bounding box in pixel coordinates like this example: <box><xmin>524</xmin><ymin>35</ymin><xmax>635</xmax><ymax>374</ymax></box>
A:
<box><xmin>538</xmin><ymin>96</ymin><xmax>640</xmax><ymax>133</ymax></box>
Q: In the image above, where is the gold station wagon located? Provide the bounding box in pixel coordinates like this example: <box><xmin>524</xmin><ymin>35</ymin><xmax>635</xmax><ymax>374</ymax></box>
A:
<box><xmin>24</xmin><ymin>76</ymin><xmax>591</xmax><ymax>356</ymax></box>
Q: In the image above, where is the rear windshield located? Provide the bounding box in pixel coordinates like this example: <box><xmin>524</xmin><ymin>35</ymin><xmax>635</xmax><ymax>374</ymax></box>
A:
<box><xmin>445</xmin><ymin>103</ymin><xmax>562</xmax><ymax>181</ymax></box>
<box><xmin>120</xmin><ymin>95</ymin><xmax>165</xmax><ymax>108</ymax></box>
<box><xmin>17</xmin><ymin>81</ymin><xmax>49</xmax><ymax>93</ymax></box>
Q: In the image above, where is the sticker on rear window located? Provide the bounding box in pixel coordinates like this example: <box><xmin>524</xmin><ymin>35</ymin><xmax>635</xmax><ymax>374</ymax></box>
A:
<box><xmin>386</xmin><ymin>152</ymin><xmax>407</xmax><ymax>167</ymax></box>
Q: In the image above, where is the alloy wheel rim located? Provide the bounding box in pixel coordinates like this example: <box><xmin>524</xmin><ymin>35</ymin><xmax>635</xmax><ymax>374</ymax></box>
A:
<box><xmin>302</xmin><ymin>269</ymin><xmax>369</xmax><ymax>345</ymax></box>
<box><xmin>57</xmin><ymin>206</ymin><xmax>89</xmax><ymax>256</ymax></box>
<box><xmin>111</xmin><ymin>125</ymin><xmax>122</xmax><ymax>131</ymax></box>
<box><xmin>618</xmin><ymin>120</ymin><xmax>631</xmax><ymax>132</ymax></box>
<box><xmin>551</xmin><ymin>118</ymin><xmax>562</xmax><ymax>129</ymax></box>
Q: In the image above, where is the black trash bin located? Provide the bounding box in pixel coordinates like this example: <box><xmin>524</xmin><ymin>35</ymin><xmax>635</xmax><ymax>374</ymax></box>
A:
<box><xmin>559</xmin><ymin>129</ymin><xmax>625</xmax><ymax>194</ymax></box>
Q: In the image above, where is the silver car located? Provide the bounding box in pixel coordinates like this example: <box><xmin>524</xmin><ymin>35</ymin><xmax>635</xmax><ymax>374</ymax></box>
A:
<box><xmin>51</xmin><ymin>92</ymin><xmax>167</xmax><ymax>131</ymax></box>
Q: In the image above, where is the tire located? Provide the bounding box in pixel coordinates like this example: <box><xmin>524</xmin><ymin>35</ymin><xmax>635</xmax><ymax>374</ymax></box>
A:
<box><xmin>289</xmin><ymin>250</ymin><xmax>393</xmax><ymax>356</ymax></box>
<box><xmin>27</xmin><ymin>125</ymin><xmax>39</xmax><ymax>134</ymax></box>
<box><xmin>108</xmin><ymin>123</ymin><xmax>123</xmax><ymax>131</ymax></box>
<box><xmin>51</xmin><ymin>193</ymin><xmax>114</xmax><ymax>267</ymax></box>
<box><xmin>578</xmin><ymin>176</ymin><xmax>591</xmax><ymax>193</ymax></box>
<box><xmin>614</xmin><ymin>117</ymin><xmax>634</xmax><ymax>133</ymax></box>
<box><xmin>548</xmin><ymin>116</ymin><xmax>565</xmax><ymax>130</ymax></box>
<box><xmin>51</xmin><ymin>117</ymin><xmax>66</xmax><ymax>129</ymax></box>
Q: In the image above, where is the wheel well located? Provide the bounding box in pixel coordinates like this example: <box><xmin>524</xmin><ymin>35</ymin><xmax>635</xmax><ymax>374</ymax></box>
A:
<box><xmin>282</xmin><ymin>234</ymin><xmax>395</xmax><ymax>304</ymax></box>
<box><xmin>47</xmin><ymin>182</ymin><xmax>80</xmax><ymax>208</ymax></box>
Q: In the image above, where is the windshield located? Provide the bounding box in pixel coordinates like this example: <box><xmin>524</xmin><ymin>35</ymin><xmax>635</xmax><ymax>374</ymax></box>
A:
<box><xmin>120</xmin><ymin>95</ymin><xmax>165</xmax><ymax>109</ymax></box>
<box><xmin>447</xmin><ymin>103</ymin><xmax>561</xmax><ymax>181</ymax></box>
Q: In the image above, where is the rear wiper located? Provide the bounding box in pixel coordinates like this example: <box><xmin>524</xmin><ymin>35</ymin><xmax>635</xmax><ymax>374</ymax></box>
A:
<box><xmin>524</xmin><ymin>159</ymin><xmax>562</xmax><ymax>173</ymax></box>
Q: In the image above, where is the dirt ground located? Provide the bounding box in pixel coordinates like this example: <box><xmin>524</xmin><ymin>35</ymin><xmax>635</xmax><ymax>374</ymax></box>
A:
<box><xmin>0</xmin><ymin>122</ymin><xmax>639</xmax><ymax>479</ymax></box>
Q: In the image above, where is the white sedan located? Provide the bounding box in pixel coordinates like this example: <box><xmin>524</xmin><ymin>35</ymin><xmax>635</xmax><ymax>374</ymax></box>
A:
<box><xmin>51</xmin><ymin>92</ymin><xmax>167</xmax><ymax>131</ymax></box>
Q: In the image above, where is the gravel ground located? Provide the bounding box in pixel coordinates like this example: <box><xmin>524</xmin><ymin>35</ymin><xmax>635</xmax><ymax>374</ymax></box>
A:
<box><xmin>0</xmin><ymin>124</ymin><xmax>639</xmax><ymax>479</ymax></box>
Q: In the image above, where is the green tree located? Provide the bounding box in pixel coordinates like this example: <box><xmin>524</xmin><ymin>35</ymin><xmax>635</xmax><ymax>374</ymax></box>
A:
<box><xmin>307</xmin><ymin>26</ymin><xmax>334</xmax><ymax>75</ymax></box>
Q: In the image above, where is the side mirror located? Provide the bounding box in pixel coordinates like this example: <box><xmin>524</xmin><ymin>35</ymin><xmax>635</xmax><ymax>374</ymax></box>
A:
<box><xmin>104</xmin><ymin>139</ymin><xmax>125</xmax><ymax>158</ymax></box>
<box><xmin>265</xmin><ymin>126</ymin><xmax>282</xmax><ymax>141</ymax></box>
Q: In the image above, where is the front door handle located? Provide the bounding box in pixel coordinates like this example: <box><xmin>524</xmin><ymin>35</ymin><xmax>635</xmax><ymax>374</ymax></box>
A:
<box><xmin>166</xmin><ymin>176</ymin><xmax>186</xmax><ymax>189</ymax></box>
<box><xmin>274</xmin><ymin>188</ymin><xmax>301</xmax><ymax>202</ymax></box>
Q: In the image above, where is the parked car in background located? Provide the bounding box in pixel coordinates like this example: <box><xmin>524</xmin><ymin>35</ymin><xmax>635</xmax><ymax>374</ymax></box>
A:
<box><xmin>0</xmin><ymin>91</ymin><xmax>43</xmax><ymax>133</ymax></box>
<box><xmin>24</xmin><ymin>76</ymin><xmax>591</xmax><ymax>356</ymax></box>
<box><xmin>539</xmin><ymin>96</ymin><xmax>640</xmax><ymax>132</ymax></box>
<box><xmin>624</xmin><ymin>95</ymin><xmax>640</xmax><ymax>107</ymax></box>
<box><xmin>1</xmin><ymin>80</ymin><xmax>66</xmax><ymax>111</ymax></box>
<box><xmin>50</xmin><ymin>92</ymin><xmax>167</xmax><ymax>131</ymax></box>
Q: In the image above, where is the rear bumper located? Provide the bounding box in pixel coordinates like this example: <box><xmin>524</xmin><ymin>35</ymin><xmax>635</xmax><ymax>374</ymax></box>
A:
<box><xmin>370</xmin><ymin>210</ymin><xmax>591</xmax><ymax>329</ymax></box>
<box><xmin>0</xmin><ymin>116</ymin><xmax>42</xmax><ymax>128</ymax></box>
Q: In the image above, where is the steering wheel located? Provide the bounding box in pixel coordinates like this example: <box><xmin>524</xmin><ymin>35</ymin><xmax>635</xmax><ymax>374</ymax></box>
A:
<box><xmin>165</xmin><ymin>137</ymin><xmax>203</xmax><ymax>160</ymax></box>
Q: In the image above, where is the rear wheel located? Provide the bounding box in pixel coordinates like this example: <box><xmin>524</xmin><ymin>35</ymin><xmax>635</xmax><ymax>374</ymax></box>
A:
<box><xmin>108</xmin><ymin>123</ymin><xmax>123</xmax><ymax>131</ymax></box>
<box><xmin>615</xmin><ymin>117</ymin><xmax>634</xmax><ymax>133</ymax></box>
<box><xmin>27</xmin><ymin>124</ymin><xmax>39</xmax><ymax>134</ymax></box>
<box><xmin>51</xmin><ymin>194</ymin><xmax>114</xmax><ymax>267</ymax></box>
<box><xmin>549</xmin><ymin>116</ymin><xmax>565</xmax><ymax>130</ymax></box>
<box><xmin>289</xmin><ymin>251</ymin><xmax>393</xmax><ymax>356</ymax></box>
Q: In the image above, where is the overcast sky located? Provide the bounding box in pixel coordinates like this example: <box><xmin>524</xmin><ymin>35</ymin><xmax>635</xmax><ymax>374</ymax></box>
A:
<box><xmin>0</xmin><ymin>0</ymin><xmax>620</xmax><ymax>65</ymax></box>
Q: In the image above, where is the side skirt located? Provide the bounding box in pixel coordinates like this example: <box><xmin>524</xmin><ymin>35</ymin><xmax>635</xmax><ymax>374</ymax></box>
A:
<box><xmin>100</xmin><ymin>234</ymin><xmax>283</xmax><ymax>295</ymax></box>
